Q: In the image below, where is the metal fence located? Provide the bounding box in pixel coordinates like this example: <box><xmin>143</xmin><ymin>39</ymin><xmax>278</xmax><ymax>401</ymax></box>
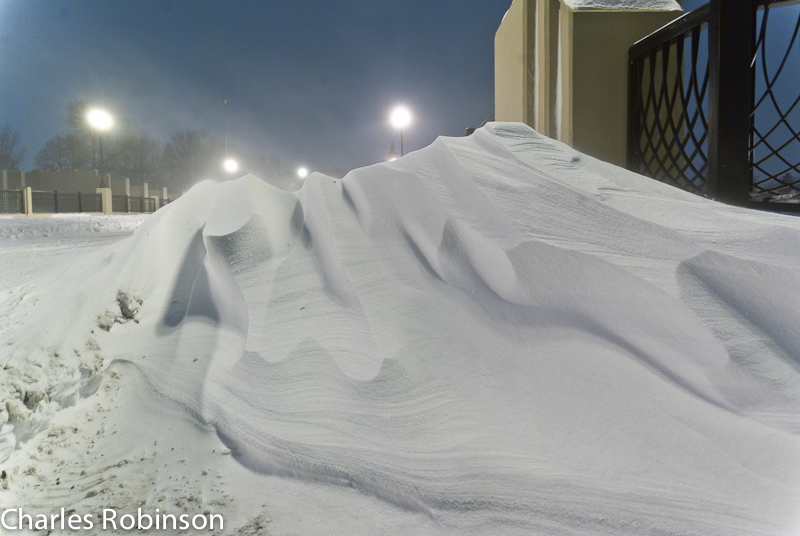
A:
<box><xmin>57</xmin><ymin>192</ymin><xmax>101</xmax><ymax>213</ymax></box>
<box><xmin>31</xmin><ymin>190</ymin><xmax>56</xmax><ymax>213</ymax></box>
<box><xmin>112</xmin><ymin>194</ymin><xmax>128</xmax><ymax>213</ymax></box>
<box><xmin>0</xmin><ymin>190</ymin><xmax>23</xmax><ymax>214</ymax></box>
<box><xmin>0</xmin><ymin>188</ymin><xmax>159</xmax><ymax>215</ymax></box>
<box><xmin>117</xmin><ymin>195</ymin><xmax>155</xmax><ymax>214</ymax></box>
<box><xmin>27</xmin><ymin>191</ymin><xmax>153</xmax><ymax>214</ymax></box>
<box><xmin>628</xmin><ymin>0</ymin><xmax>800</xmax><ymax>212</ymax></box>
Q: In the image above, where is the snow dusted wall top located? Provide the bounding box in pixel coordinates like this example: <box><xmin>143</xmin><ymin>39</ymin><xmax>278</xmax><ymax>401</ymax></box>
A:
<box><xmin>562</xmin><ymin>0</ymin><xmax>681</xmax><ymax>11</ymax></box>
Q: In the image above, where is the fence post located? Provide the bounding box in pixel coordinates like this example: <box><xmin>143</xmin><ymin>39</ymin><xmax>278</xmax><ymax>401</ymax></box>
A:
<box><xmin>78</xmin><ymin>191</ymin><xmax>83</xmax><ymax>213</ymax></box>
<box><xmin>707</xmin><ymin>0</ymin><xmax>755</xmax><ymax>204</ymax></box>
<box><xmin>23</xmin><ymin>187</ymin><xmax>33</xmax><ymax>216</ymax></box>
<box><xmin>627</xmin><ymin>54</ymin><xmax>641</xmax><ymax>171</ymax></box>
<box><xmin>54</xmin><ymin>190</ymin><xmax>58</xmax><ymax>213</ymax></box>
<box><xmin>96</xmin><ymin>188</ymin><xmax>112</xmax><ymax>215</ymax></box>
<box><xmin>2</xmin><ymin>169</ymin><xmax>7</xmax><ymax>190</ymax></box>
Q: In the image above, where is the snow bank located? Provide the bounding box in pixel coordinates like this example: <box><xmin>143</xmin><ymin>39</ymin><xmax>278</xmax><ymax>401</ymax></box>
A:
<box><xmin>0</xmin><ymin>214</ymin><xmax>147</xmax><ymax>240</ymax></box>
<box><xmin>1</xmin><ymin>123</ymin><xmax>800</xmax><ymax>535</ymax></box>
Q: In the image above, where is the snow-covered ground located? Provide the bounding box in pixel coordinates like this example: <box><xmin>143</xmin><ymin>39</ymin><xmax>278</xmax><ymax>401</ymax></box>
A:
<box><xmin>1</xmin><ymin>123</ymin><xmax>799</xmax><ymax>535</ymax></box>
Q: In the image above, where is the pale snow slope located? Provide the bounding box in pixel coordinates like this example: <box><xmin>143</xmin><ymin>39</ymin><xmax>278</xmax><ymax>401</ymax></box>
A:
<box><xmin>1</xmin><ymin>123</ymin><xmax>800</xmax><ymax>535</ymax></box>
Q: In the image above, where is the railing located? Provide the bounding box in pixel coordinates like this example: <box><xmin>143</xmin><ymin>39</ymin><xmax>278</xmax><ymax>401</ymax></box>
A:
<box><xmin>0</xmin><ymin>190</ymin><xmax>23</xmax><ymax>214</ymax></box>
<box><xmin>628</xmin><ymin>0</ymin><xmax>800</xmax><ymax>212</ymax></box>
<box><xmin>31</xmin><ymin>190</ymin><xmax>103</xmax><ymax>214</ymax></box>
<box><xmin>27</xmin><ymin>191</ymin><xmax>154</xmax><ymax>215</ymax></box>
<box><xmin>112</xmin><ymin>194</ymin><xmax>128</xmax><ymax>213</ymax></box>
<box><xmin>31</xmin><ymin>190</ymin><xmax>57</xmax><ymax>213</ymax></box>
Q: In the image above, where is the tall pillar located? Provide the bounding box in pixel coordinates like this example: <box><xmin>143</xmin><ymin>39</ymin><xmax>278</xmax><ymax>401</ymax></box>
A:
<box><xmin>23</xmin><ymin>187</ymin><xmax>33</xmax><ymax>216</ymax></box>
<box><xmin>96</xmin><ymin>188</ymin><xmax>113</xmax><ymax>215</ymax></box>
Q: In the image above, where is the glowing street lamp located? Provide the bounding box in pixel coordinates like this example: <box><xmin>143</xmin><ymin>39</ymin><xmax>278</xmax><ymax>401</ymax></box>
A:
<box><xmin>297</xmin><ymin>167</ymin><xmax>309</xmax><ymax>179</ymax></box>
<box><xmin>223</xmin><ymin>158</ymin><xmax>239</xmax><ymax>174</ymax></box>
<box><xmin>86</xmin><ymin>108</ymin><xmax>113</xmax><ymax>187</ymax></box>
<box><xmin>389</xmin><ymin>105</ymin><xmax>411</xmax><ymax>156</ymax></box>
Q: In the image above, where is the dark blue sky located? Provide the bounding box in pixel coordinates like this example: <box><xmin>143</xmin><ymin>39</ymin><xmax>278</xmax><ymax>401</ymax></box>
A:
<box><xmin>1</xmin><ymin>0</ymin><xmax>512</xmax><ymax>174</ymax></box>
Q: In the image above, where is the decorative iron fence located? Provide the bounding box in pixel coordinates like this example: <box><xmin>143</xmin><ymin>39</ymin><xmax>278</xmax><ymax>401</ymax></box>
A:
<box><xmin>628</xmin><ymin>0</ymin><xmax>800</xmax><ymax>212</ymax></box>
<box><xmin>0</xmin><ymin>190</ymin><xmax>23</xmax><ymax>214</ymax></box>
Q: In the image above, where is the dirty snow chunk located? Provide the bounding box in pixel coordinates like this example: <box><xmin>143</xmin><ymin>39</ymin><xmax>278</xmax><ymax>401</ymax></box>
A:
<box><xmin>97</xmin><ymin>292</ymin><xmax>143</xmax><ymax>331</ymax></box>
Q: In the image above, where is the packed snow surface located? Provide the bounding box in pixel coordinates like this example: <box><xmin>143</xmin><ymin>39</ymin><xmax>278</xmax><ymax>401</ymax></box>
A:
<box><xmin>1</xmin><ymin>123</ymin><xmax>800</xmax><ymax>535</ymax></box>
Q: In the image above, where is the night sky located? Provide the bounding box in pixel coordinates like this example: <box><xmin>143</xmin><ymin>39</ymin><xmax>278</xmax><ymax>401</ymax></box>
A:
<box><xmin>1</xmin><ymin>0</ymin><xmax>512</xmax><ymax>176</ymax></box>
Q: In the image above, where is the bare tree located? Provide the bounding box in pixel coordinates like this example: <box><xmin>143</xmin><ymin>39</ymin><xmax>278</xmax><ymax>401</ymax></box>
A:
<box><xmin>0</xmin><ymin>123</ymin><xmax>26</xmax><ymax>171</ymax></box>
<box><xmin>64</xmin><ymin>133</ymin><xmax>91</xmax><ymax>171</ymax></box>
<box><xmin>66</xmin><ymin>100</ymin><xmax>95</xmax><ymax>170</ymax></box>
<box><xmin>161</xmin><ymin>129</ymin><xmax>226</xmax><ymax>191</ymax></box>
<box><xmin>34</xmin><ymin>132</ymin><xmax>91</xmax><ymax>172</ymax></box>
<box><xmin>106</xmin><ymin>122</ymin><xmax>162</xmax><ymax>184</ymax></box>
<box><xmin>34</xmin><ymin>135</ymin><xmax>70</xmax><ymax>171</ymax></box>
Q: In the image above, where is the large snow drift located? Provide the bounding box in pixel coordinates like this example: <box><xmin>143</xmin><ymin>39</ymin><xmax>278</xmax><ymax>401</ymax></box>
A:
<box><xmin>1</xmin><ymin>123</ymin><xmax>800</xmax><ymax>535</ymax></box>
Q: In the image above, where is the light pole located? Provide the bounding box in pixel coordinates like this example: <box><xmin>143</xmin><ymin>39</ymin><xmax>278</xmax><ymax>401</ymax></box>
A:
<box><xmin>86</xmin><ymin>108</ymin><xmax>113</xmax><ymax>188</ymax></box>
<box><xmin>390</xmin><ymin>105</ymin><xmax>411</xmax><ymax>156</ymax></box>
<box><xmin>222</xmin><ymin>99</ymin><xmax>240</xmax><ymax>176</ymax></box>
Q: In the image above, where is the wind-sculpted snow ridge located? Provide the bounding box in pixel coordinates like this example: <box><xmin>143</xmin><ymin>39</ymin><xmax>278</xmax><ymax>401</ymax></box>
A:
<box><xmin>2</xmin><ymin>123</ymin><xmax>800</xmax><ymax>535</ymax></box>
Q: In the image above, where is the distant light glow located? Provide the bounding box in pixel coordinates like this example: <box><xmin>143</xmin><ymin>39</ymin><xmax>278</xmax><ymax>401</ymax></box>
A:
<box><xmin>223</xmin><ymin>158</ymin><xmax>239</xmax><ymax>173</ymax></box>
<box><xmin>390</xmin><ymin>106</ymin><xmax>411</xmax><ymax>129</ymax></box>
<box><xmin>297</xmin><ymin>167</ymin><xmax>309</xmax><ymax>179</ymax></box>
<box><xmin>86</xmin><ymin>109</ymin><xmax>113</xmax><ymax>131</ymax></box>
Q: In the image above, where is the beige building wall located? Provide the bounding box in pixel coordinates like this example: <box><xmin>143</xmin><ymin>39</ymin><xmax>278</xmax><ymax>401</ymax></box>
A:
<box><xmin>14</xmin><ymin>170</ymin><xmax>103</xmax><ymax>193</ymax></box>
<box><xmin>568</xmin><ymin>11</ymin><xmax>680</xmax><ymax>167</ymax></box>
<box><xmin>495</xmin><ymin>0</ymin><xmax>682</xmax><ymax>166</ymax></box>
<box><xmin>495</xmin><ymin>0</ymin><xmax>530</xmax><ymax>125</ymax></box>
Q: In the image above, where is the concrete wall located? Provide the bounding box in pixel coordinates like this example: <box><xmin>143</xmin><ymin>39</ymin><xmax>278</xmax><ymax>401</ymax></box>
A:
<box><xmin>5</xmin><ymin>170</ymin><xmax>101</xmax><ymax>193</ymax></box>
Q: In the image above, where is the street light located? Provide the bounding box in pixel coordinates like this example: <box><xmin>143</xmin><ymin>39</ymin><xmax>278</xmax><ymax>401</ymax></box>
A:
<box><xmin>86</xmin><ymin>108</ymin><xmax>113</xmax><ymax>188</ymax></box>
<box><xmin>389</xmin><ymin>105</ymin><xmax>411</xmax><ymax>156</ymax></box>
<box><xmin>223</xmin><ymin>158</ymin><xmax>239</xmax><ymax>174</ymax></box>
<box><xmin>297</xmin><ymin>167</ymin><xmax>309</xmax><ymax>179</ymax></box>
